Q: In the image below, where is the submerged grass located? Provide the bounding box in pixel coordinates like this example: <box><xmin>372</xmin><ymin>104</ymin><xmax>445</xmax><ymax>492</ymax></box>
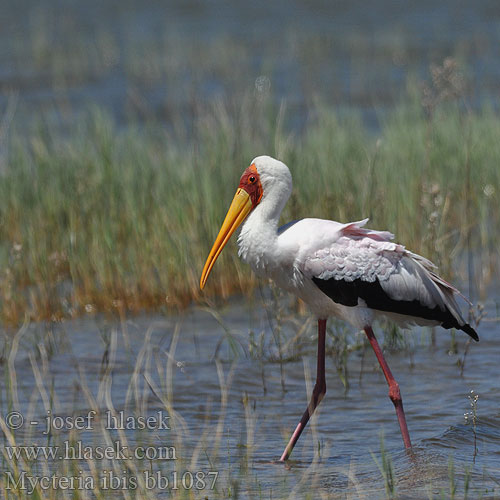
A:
<box><xmin>0</xmin><ymin>84</ymin><xmax>499</xmax><ymax>324</ymax></box>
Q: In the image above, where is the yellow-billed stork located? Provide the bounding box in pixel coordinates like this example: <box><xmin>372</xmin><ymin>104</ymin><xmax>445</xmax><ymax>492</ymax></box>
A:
<box><xmin>200</xmin><ymin>155</ymin><xmax>478</xmax><ymax>461</ymax></box>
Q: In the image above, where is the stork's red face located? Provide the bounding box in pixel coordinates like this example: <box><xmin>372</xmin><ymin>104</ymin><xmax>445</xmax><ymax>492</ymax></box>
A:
<box><xmin>200</xmin><ymin>163</ymin><xmax>262</xmax><ymax>289</ymax></box>
<box><xmin>238</xmin><ymin>163</ymin><xmax>263</xmax><ymax>206</ymax></box>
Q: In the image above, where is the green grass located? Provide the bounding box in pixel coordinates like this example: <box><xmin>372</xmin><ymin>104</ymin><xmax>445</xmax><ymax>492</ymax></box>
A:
<box><xmin>0</xmin><ymin>87</ymin><xmax>498</xmax><ymax>323</ymax></box>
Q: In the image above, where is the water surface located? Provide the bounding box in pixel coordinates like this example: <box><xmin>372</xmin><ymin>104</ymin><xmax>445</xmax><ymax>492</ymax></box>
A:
<box><xmin>2</xmin><ymin>0</ymin><xmax>500</xmax><ymax>128</ymax></box>
<box><xmin>2</xmin><ymin>291</ymin><xmax>499</xmax><ymax>498</ymax></box>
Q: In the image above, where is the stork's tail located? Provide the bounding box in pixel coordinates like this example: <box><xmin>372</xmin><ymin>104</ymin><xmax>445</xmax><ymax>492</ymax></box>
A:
<box><xmin>410</xmin><ymin>254</ymin><xmax>479</xmax><ymax>342</ymax></box>
<box><xmin>459</xmin><ymin>322</ymin><xmax>479</xmax><ymax>342</ymax></box>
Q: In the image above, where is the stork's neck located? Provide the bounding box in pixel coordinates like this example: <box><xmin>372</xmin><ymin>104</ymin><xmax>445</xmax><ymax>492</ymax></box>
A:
<box><xmin>237</xmin><ymin>179</ymin><xmax>290</xmax><ymax>272</ymax></box>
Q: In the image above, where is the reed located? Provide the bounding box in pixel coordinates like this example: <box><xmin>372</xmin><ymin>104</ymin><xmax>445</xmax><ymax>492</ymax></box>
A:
<box><xmin>0</xmin><ymin>89</ymin><xmax>498</xmax><ymax>324</ymax></box>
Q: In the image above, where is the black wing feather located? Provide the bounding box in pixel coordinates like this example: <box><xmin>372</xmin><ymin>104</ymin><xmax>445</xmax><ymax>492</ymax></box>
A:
<box><xmin>312</xmin><ymin>276</ymin><xmax>479</xmax><ymax>341</ymax></box>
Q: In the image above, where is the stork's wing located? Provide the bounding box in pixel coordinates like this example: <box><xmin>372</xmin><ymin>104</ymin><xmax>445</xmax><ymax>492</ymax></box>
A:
<box><xmin>298</xmin><ymin>219</ymin><xmax>478</xmax><ymax>341</ymax></box>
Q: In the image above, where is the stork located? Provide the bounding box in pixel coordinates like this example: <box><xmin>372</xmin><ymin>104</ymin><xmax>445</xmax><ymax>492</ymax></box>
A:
<box><xmin>200</xmin><ymin>155</ymin><xmax>478</xmax><ymax>461</ymax></box>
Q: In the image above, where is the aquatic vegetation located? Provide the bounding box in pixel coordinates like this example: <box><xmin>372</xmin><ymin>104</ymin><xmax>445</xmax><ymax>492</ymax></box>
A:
<box><xmin>371</xmin><ymin>436</ymin><xmax>396</xmax><ymax>498</ymax></box>
<box><xmin>0</xmin><ymin>89</ymin><xmax>498</xmax><ymax>324</ymax></box>
<box><xmin>1</xmin><ymin>314</ymin><xmax>498</xmax><ymax>499</ymax></box>
<box><xmin>464</xmin><ymin>390</ymin><xmax>479</xmax><ymax>460</ymax></box>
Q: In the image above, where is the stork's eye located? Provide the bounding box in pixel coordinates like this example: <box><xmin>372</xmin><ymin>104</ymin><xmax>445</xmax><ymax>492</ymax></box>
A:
<box><xmin>249</xmin><ymin>176</ymin><xmax>256</xmax><ymax>183</ymax></box>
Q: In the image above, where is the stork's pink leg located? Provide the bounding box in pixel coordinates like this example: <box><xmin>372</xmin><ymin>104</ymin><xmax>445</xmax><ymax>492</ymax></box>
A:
<box><xmin>363</xmin><ymin>326</ymin><xmax>412</xmax><ymax>448</ymax></box>
<box><xmin>279</xmin><ymin>318</ymin><xmax>327</xmax><ymax>462</ymax></box>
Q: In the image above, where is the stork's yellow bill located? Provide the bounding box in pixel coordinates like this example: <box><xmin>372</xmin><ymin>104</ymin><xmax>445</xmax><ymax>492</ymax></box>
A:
<box><xmin>200</xmin><ymin>163</ymin><xmax>262</xmax><ymax>289</ymax></box>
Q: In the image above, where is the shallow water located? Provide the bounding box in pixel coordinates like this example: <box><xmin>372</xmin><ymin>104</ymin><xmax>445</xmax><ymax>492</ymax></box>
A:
<box><xmin>2</xmin><ymin>291</ymin><xmax>499</xmax><ymax>498</ymax></box>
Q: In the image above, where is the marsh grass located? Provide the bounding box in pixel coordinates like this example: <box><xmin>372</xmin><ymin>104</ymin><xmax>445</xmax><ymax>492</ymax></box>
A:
<box><xmin>0</xmin><ymin>87</ymin><xmax>498</xmax><ymax>324</ymax></box>
<box><xmin>0</xmin><ymin>317</ymin><xmax>493</xmax><ymax>499</ymax></box>
<box><xmin>371</xmin><ymin>436</ymin><xmax>396</xmax><ymax>499</ymax></box>
<box><xmin>0</xmin><ymin>320</ymin><xmax>235</xmax><ymax>499</ymax></box>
